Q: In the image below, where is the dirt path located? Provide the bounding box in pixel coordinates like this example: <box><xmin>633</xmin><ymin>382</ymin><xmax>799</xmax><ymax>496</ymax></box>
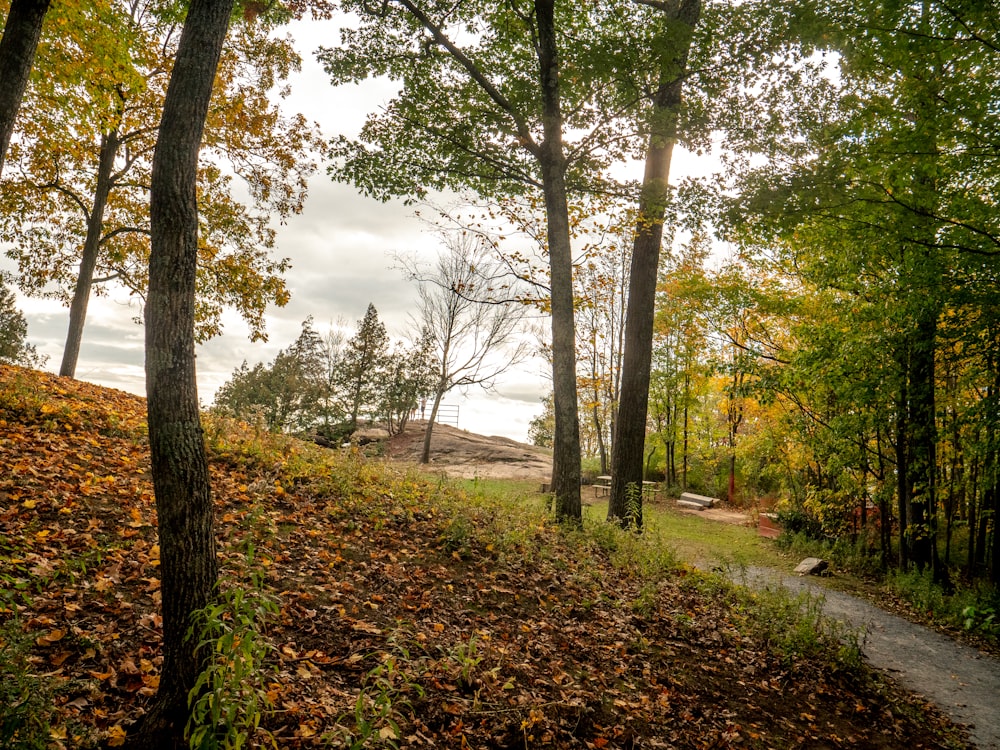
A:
<box><xmin>734</xmin><ymin>566</ymin><xmax>1000</xmax><ymax>749</ymax></box>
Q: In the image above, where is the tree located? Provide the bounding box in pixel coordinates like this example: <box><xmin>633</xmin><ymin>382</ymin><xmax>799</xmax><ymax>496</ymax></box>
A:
<box><xmin>722</xmin><ymin>1</ymin><xmax>1000</xmax><ymax>583</ymax></box>
<box><xmin>528</xmin><ymin>393</ymin><xmax>555</xmax><ymax>448</ymax></box>
<box><xmin>607</xmin><ymin>0</ymin><xmax>701</xmax><ymax>528</ymax></box>
<box><xmin>1</xmin><ymin>0</ymin><xmax>318</xmax><ymax>377</ymax></box>
<box><xmin>575</xmin><ymin>234</ymin><xmax>629</xmax><ymax>475</ymax></box>
<box><xmin>336</xmin><ymin>303</ymin><xmax>390</xmax><ymax>431</ymax></box>
<box><xmin>406</xmin><ymin>232</ymin><xmax>530</xmax><ymax>464</ymax></box>
<box><xmin>0</xmin><ymin>0</ymin><xmax>49</xmax><ymax>174</ymax></box>
<box><xmin>319</xmin><ymin>0</ymin><xmax>643</xmax><ymax>521</ymax></box>
<box><xmin>377</xmin><ymin>330</ymin><xmax>437</xmax><ymax>436</ymax></box>
<box><xmin>0</xmin><ymin>281</ymin><xmax>43</xmax><ymax>366</ymax></box>
<box><xmin>130</xmin><ymin>0</ymin><xmax>234</xmax><ymax>743</ymax></box>
<box><xmin>213</xmin><ymin>317</ymin><xmax>329</xmax><ymax>433</ymax></box>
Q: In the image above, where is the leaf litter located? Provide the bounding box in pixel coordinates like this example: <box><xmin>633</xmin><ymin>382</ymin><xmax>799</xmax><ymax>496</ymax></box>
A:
<box><xmin>0</xmin><ymin>365</ymin><xmax>972</xmax><ymax>748</ymax></box>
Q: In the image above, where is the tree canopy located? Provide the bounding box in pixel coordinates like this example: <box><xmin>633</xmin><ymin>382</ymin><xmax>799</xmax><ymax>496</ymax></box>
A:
<box><xmin>0</xmin><ymin>0</ymin><xmax>321</xmax><ymax>376</ymax></box>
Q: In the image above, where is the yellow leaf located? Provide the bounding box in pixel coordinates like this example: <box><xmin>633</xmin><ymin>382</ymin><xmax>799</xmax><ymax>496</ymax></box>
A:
<box><xmin>106</xmin><ymin>725</ymin><xmax>127</xmax><ymax>747</ymax></box>
<box><xmin>36</xmin><ymin>628</ymin><xmax>66</xmax><ymax>646</ymax></box>
<box><xmin>379</xmin><ymin>726</ymin><xmax>398</xmax><ymax>740</ymax></box>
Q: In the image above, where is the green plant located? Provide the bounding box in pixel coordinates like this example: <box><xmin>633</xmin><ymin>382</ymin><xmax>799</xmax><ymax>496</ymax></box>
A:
<box><xmin>185</xmin><ymin>568</ymin><xmax>279</xmax><ymax>750</ymax></box>
<box><xmin>631</xmin><ymin>582</ymin><xmax>659</xmax><ymax>619</ymax></box>
<box><xmin>730</xmin><ymin>582</ymin><xmax>863</xmax><ymax>671</ymax></box>
<box><xmin>624</xmin><ymin>482</ymin><xmax>642</xmax><ymax>527</ymax></box>
<box><xmin>886</xmin><ymin>568</ymin><xmax>945</xmax><ymax>616</ymax></box>
<box><xmin>449</xmin><ymin>635</ymin><xmax>482</xmax><ymax>690</ymax></box>
<box><xmin>333</xmin><ymin>651</ymin><xmax>424</xmax><ymax>749</ymax></box>
<box><xmin>961</xmin><ymin>604</ymin><xmax>997</xmax><ymax>634</ymax></box>
<box><xmin>438</xmin><ymin>515</ymin><xmax>472</xmax><ymax>556</ymax></box>
<box><xmin>0</xmin><ymin>620</ymin><xmax>55</xmax><ymax>749</ymax></box>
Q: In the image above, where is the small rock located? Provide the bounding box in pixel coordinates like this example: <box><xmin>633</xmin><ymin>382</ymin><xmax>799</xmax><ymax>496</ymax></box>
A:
<box><xmin>794</xmin><ymin>557</ymin><xmax>829</xmax><ymax>576</ymax></box>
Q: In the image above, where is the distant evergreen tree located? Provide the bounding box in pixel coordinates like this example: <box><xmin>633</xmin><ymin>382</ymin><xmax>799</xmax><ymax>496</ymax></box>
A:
<box><xmin>377</xmin><ymin>328</ymin><xmax>438</xmax><ymax>436</ymax></box>
<box><xmin>335</xmin><ymin>303</ymin><xmax>390</xmax><ymax>430</ymax></box>
<box><xmin>0</xmin><ymin>282</ymin><xmax>44</xmax><ymax>367</ymax></box>
<box><xmin>214</xmin><ymin>317</ymin><xmax>331</xmax><ymax>432</ymax></box>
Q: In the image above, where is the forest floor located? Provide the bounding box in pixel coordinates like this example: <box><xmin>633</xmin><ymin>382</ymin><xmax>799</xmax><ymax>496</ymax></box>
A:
<box><xmin>733</xmin><ymin>567</ymin><xmax>1000</xmax><ymax>750</ymax></box>
<box><xmin>385</xmin><ymin>421</ymin><xmax>1000</xmax><ymax>748</ymax></box>
<box><xmin>0</xmin><ymin>365</ymin><xmax>981</xmax><ymax>748</ymax></box>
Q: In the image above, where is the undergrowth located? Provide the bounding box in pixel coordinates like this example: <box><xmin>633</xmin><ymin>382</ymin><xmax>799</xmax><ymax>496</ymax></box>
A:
<box><xmin>778</xmin><ymin>530</ymin><xmax>1000</xmax><ymax>647</ymax></box>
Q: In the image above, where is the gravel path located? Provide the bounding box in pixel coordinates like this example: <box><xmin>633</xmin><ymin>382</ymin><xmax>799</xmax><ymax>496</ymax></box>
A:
<box><xmin>735</xmin><ymin>566</ymin><xmax>1000</xmax><ymax>749</ymax></box>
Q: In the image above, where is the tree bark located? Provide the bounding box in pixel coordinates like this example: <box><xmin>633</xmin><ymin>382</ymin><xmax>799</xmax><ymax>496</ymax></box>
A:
<box><xmin>60</xmin><ymin>130</ymin><xmax>119</xmax><ymax>377</ymax></box>
<box><xmin>894</xmin><ymin>356</ymin><xmax>910</xmax><ymax>570</ymax></box>
<box><xmin>608</xmin><ymin>0</ymin><xmax>700</xmax><ymax>528</ymax></box>
<box><xmin>0</xmin><ymin>0</ymin><xmax>50</xmax><ymax>175</ymax></box>
<box><xmin>127</xmin><ymin>0</ymin><xmax>233</xmax><ymax>746</ymax></box>
<box><xmin>421</xmin><ymin>377</ymin><xmax>446</xmax><ymax>464</ymax></box>
<box><xmin>535</xmin><ymin>0</ymin><xmax>581</xmax><ymax>524</ymax></box>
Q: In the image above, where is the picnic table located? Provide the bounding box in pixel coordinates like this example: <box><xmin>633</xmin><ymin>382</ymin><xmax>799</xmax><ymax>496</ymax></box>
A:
<box><xmin>593</xmin><ymin>476</ymin><xmax>658</xmax><ymax>498</ymax></box>
<box><xmin>594</xmin><ymin>475</ymin><xmax>612</xmax><ymax>497</ymax></box>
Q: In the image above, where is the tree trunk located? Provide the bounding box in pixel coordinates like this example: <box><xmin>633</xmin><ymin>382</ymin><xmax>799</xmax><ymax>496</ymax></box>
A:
<box><xmin>895</xmin><ymin>347</ymin><xmax>910</xmax><ymax>570</ymax></box>
<box><xmin>60</xmin><ymin>130</ymin><xmax>119</xmax><ymax>377</ymax></box>
<box><xmin>907</xmin><ymin>307</ymin><xmax>939</xmax><ymax>575</ymax></box>
<box><xmin>593</xmin><ymin>402</ymin><xmax>608</xmax><ymax>476</ymax></box>
<box><xmin>609</xmin><ymin>0</ymin><xmax>700</xmax><ymax>528</ymax></box>
<box><xmin>420</xmin><ymin>379</ymin><xmax>447</xmax><ymax>464</ymax></box>
<box><xmin>0</xmin><ymin>0</ymin><xmax>50</xmax><ymax>175</ymax></box>
<box><xmin>535</xmin><ymin>0</ymin><xmax>581</xmax><ymax>524</ymax></box>
<box><xmin>682</xmin><ymin>372</ymin><xmax>689</xmax><ymax>489</ymax></box>
<box><xmin>967</xmin><ymin>452</ymin><xmax>979</xmax><ymax>576</ymax></box>
<box><xmin>127</xmin><ymin>0</ymin><xmax>233</xmax><ymax>745</ymax></box>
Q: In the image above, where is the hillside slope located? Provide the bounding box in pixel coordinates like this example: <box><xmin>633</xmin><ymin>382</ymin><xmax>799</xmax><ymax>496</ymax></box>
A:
<box><xmin>0</xmin><ymin>365</ymin><xmax>969</xmax><ymax>748</ymax></box>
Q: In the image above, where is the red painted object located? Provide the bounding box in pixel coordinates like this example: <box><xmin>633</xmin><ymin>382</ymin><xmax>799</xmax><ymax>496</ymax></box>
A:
<box><xmin>758</xmin><ymin>513</ymin><xmax>781</xmax><ymax>539</ymax></box>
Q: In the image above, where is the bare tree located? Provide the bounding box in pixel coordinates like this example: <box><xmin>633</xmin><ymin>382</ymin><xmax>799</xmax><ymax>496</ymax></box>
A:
<box><xmin>405</xmin><ymin>232</ymin><xmax>531</xmax><ymax>464</ymax></box>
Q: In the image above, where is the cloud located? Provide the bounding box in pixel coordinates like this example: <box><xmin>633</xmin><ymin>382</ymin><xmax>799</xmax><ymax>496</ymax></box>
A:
<box><xmin>0</xmin><ymin>15</ymin><xmax>556</xmax><ymax>443</ymax></box>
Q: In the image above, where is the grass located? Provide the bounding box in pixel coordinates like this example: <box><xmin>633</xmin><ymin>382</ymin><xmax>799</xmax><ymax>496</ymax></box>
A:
<box><xmin>585</xmin><ymin>497</ymin><xmax>792</xmax><ymax>571</ymax></box>
<box><xmin>0</xmin><ymin>366</ymin><xmax>973</xmax><ymax>748</ymax></box>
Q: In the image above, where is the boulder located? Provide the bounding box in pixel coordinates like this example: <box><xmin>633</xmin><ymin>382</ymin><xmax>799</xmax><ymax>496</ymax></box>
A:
<box><xmin>794</xmin><ymin>557</ymin><xmax>829</xmax><ymax>576</ymax></box>
<box><xmin>352</xmin><ymin>427</ymin><xmax>390</xmax><ymax>445</ymax></box>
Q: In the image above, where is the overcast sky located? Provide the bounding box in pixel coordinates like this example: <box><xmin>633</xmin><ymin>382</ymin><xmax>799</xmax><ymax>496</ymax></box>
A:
<box><xmin>2</xmin><ymin>14</ymin><xmax>711</xmax><ymax>443</ymax></box>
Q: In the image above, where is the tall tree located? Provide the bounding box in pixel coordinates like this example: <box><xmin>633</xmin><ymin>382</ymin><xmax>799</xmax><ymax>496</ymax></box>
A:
<box><xmin>214</xmin><ymin>317</ymin><xmax>330</xmax><ymax>433</ymax></box>
<box><xmin>608</xmin><ymin>0</ymin><xmax>701</xmax><ymax>528</ymax></box>
<box><xmin>575</xmin><ymin>237</ymin><xmax>629</xmax><ymax>475</ymax></box>
<box><xmin>130</xmin><ymin>0</ymin><xmax>234</xmax><ymax>743</ymax></box>
<box><xmin>337</xmin><ymin>303</ymin><xmax>390</xmax><ymax>430</ymax></box>
<box><xmin>319</xmin><ymin>0</ymin><xmax>640</xmax><ymax>522</ymax></box>
<box><xmin>0</xmin><ymin>0</ymin><xmax>49</xmax><ymax>174</ymax></box>
<box><xmin>727</xmin><ymin>0</ymin><xmax>1000</xmax><ymax>581</ymax></box>
<box><xmin>1</xmin><ymin>0</ymin><xmax>317</xmax><ymax>377</ymax></box>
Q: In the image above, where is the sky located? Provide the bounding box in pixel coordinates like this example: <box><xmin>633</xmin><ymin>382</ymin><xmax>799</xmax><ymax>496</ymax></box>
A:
<box><xmin>1</xmin><ymin>13</ymin><xmax>710</xmax><ymax>444</ymax></box>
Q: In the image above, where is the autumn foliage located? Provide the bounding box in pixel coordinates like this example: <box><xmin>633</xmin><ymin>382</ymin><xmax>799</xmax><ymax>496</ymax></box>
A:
<box><xmin>0</xmin><ymin>365</ymin><xmax>966</xmax><ymax>748</ymax></box>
